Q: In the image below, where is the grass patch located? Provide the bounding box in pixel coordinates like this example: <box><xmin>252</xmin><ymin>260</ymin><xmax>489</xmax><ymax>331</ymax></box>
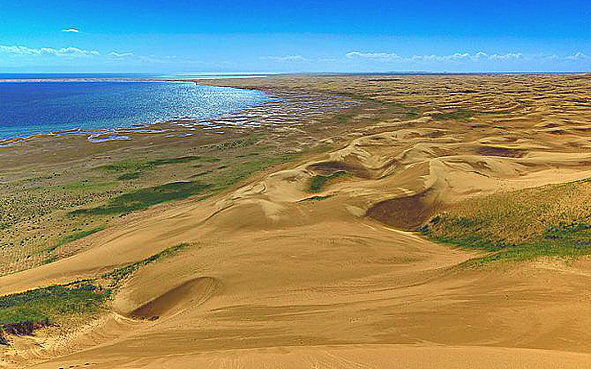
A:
<box><xmin>404</xmin><ymin>107</ymin><xmax>420</xmax><ymax>118</ymax></box>
<box><xmin>0</xmin><ymin>281</ymin><xmax>108</xmax><ymax>336</ymax></box>
<box><xmin>61</xmin><ymin>180</ymin><xmax>114</xmax><ymax>191</ymax></box>
<box><xmin>236</xmin><ymin>152</ymin><xmax>261</xmax><ymax>158</ymax></box>
<box><xmin>0</xmin><ymin>243</ymin><xmax>193</xmax><ymax>341</ymax></box>
<box><xmin>72</xmin><ymin>150</ymin><xmax>306</xmax><ymax>217</ymax></box>
<box><xmin>42</xmin><ymin>255</ymin><xmax>59</xmax><ymax>264</ymax></box>
<box><xmin>191</xmin><ymin>170</ymin><xmax>214</xmax><ymax>178</ymax></box>
<box><xmin>421</xmin><ymin>178</ymin><xmax>591</xmax><ymax>264</ymax></box>
<box><xmin>46</xmin><ymin>227</ymin><xmax>105</xmax><ymax>252</ymax></box>
<box><xmin>147</xmin><ymin>156</ymin><xmax>219</xmax><ymax>166</ymax></box>
<box><xmin>102</xmin><ymin>243</ymin><xmax>191</xmax><ymax>286</ymax></box>
<box><xmin>209</xmin><ymin>153</ymin><xmax>302</xmax><ymax>191</ymax></box>
<box><xmin>299</xmin><ymin>194</ymin><xmax>335</xmax><ymax>202</ymax></box>
<box><xmin>94</xmin><ymin>160</ymin><xmax>144</xmax><ymax>173</ymax></box>
<box><xmin>95</xmin><ymin>156</ymin><xmax>220</xmax><ymax>173</ymax></box>
<box><xmin>208</xmin><ymin>135</ymin><xmax>261</xmax><ymax>151</ymax></box>
<box><xmin>117</xmin><ymin>172</ymin><xmax>141</xmax><ymax>180</ymax></box>
<box><xmin>476</xmin><ymin>109</ymin><xmax>511</xmax><ymax>114</ymax></box>
<box><xmin>433</xmin><ymin>109</ymin><xmax>511</xmax><ymax>122</ymax></box>
<box><xmin>69</xmin><ymin>181</ymin><xmax>212</xmax><ymax>216</ymax></box>
<box><xmin>433</xmin><ymin>109</ymin><xmax>476</xmax><ymax>121</ymax></box>
<box><xmin>308</xmin><ymin>171</ymin><xmax>349</xmax><ymax>192</ymax></box>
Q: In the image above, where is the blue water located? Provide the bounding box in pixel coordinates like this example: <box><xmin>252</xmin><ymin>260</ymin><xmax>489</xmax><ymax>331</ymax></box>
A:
<box><xmin>0</xmin><ymin>79</ymin><xmax>268</xmax><ymax>141</ymax></box>
<box><xmin>0</xmin><ymin>73</ymin><xmax>160</xmax><ymax>80</ymax></box>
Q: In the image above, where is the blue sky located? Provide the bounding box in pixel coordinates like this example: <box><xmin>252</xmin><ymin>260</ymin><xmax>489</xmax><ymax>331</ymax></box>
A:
<box><xmin>1</xmin><ymin>0</ymin><xmax>590</xmax><ymax>73</ymax></box>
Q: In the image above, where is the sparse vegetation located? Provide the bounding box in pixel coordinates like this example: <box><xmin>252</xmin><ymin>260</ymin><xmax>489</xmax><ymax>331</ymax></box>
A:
<box><xmin>117</xmin><ymin>171</ymin><xmax>141</xmax><ymax>180</ymax></box>
<box><xmin>47</xmin><ymin>227</ymin><xmax>105</xmax><ymax>252</ymax></box>
<box><xmin>299</xmin><ymin>194</ymin><xmax>335</xmax><ymax>202</ymax></box>
<box><xmin>42</xmin><ymin>255</ymin><xmax>59</xmax><ymax>264</ymax></box>
<box><xmin>102</xmin><ymin>243</ymin><xmax>192</xmax><ymax>286</ymax></box>
<box><xmin>308</xmin><ymin>171</ymin><xmax>349</xmax><ymax>192</ymax></box>
<box><xmin>433</xmin><ymin>109</ymin><xmax>511</xmax><ymax>121</ymax></box>
<box><xmin>0</xmin><ymin>281</ymin><xmax>108</xmax><ymax>339</ymax></box>
<box><xmin>421</xmin><ymin>178</ymin><xmax>591</xmax><ymax>264</ymax></box>
<box><xmin>433</xmin><ymin>109</ymin><xmax>476</xmax><ymax>121</ymax></box>
<box><xmin>208</xmin><ymin>135</ymin><xmax>261</xmax><ymax>151</ymax></box>
<box><xmin>96</xmin><ymin>156</ymin><xmax>220</xmax><ymax>174</ymax></box>
<box><xmin>0</xmin><ymin>243</ymin><xmax>193</xmax><ymax>342</ymax></box>
<box><xmin>69</xmin><ymin>181</ymin><xmax>212</xmax><ymax>216</ymax></box>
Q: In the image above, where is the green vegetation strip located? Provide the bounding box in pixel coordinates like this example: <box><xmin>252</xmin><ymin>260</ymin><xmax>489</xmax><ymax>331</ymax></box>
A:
<box><xmin>308</xmin><ymin>171</ymin><xmax>349</xmax><ymax>192</ymax></box>
<box><xmin>70</xmin><ymin>181</ymin><xmax>212</xmax><ymax>216</ymax></box>
<box><xmin>0</xmin><ymin>281</ymin><xmax>107</xmax><ymax>338</ymax></box>
<box><xmin>96</xmin><ymin>155</ymin><xmax>221</xmax><ymax>181</ymax></box>
<box><xmin>421</xmin><ymin>178</ymin><xmax>591</xmax><ymax>265</ymax></box>
<box><xmin>0</xmin><ymin>243</ymin><xmax>192</xmax><ymax>342</ymax></box>
<box><xmin>96</xmin><ymin>155</ymin><xmax>220</xmax><ymax>173</ymax></box>
<box><xmin>102</xmin><ymin>243</ymin><xmax>190</xmax><ymax>286</ymax></box>
<box><xmin>46</xmin><ymin>227</ymin><xmax>105</xmax><ymax>252</ymax></box>
<box><xmin>433</xmin><ymin>109</ymin><xmax>476</xmax><ymax>121</ymax></box>
<box><xmin>433</xmin><ymin>109</ymin><xmax>511</xmax><ymax>121</ymax></box>
<box><xmin>299</xmin><ymin>194</ymin><xmax>335</xmax><ymax>202</ymax></box>
<box><xmin>73</xmin><ymin>151</ymin><xmax>306</xmax><ymax>217</ymax></box>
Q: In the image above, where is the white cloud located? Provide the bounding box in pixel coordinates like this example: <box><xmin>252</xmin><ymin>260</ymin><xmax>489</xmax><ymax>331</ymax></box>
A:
<box><xmin>61</xmin><ymin>28</ymin><xmax>80</xmax><ymax>33</ymax></box>
<box><xmin>261</xmin><ymin>55</ymin><xmax>308</xmax><ymax>62</ymax></box>
<box><xmin>108</xmin><ymin>51</ymin><xmax>134</xmax><ymax>58</ymax></box>
<box><xmin>346</xmin><ymin>51</ymin><xmax>401</xmax><ymax>60</ymax></box>
<box><xmin>0</xmin><ymin>45</ymin><xmax>99</xmax><ymax>57</ymax></box>
<box><xmin>342</xmin><ymin>51</ymin><xmax>575</xmax><ymax>63</ymax></box>
<box><xmin>566</xmin><ymin>52</ymin><xmax>588</xmax><ymax>60</ymax></box>
<box><xmin>489</xmin><ymin>52</ymin><xmax>523</xmax><ymax>60</ymax></box>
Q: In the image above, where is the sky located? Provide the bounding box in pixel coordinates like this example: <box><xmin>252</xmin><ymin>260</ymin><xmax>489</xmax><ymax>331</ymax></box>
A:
<box><xmin>1</xmin><ymin>0</ymin><xmax>590</xmax><ymax>73</ymax></box>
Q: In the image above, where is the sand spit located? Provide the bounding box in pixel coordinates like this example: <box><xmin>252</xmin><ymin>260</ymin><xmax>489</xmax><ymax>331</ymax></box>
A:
<box><xmin>1</xmin><ymin>74</ymin><xmax>591</xmax><ymax>368</ymax></box>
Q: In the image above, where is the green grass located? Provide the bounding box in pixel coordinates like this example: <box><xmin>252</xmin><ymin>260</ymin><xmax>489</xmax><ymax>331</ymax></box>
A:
<box><xmin>433</xmin><ymin>109</ymin><xmax>476</xmax><ymax>121</ymax></box>
<box><xmin>308</xmin><ymin>171</ymin><xmax>349</xmax><ymax>192</ymax></box>
<box><xmin>69</xmin><ymin>181</ymin><xmax>212</xmax><ymax>216</ymax></box>
<box><xmin>205</xmin><ymin>153</ymin><xmax>302</xmax><ymax>191</ymax></box>
<box><xmin>421</xmin><ymin>178</ymin><xmax>591</xmax><ymax>264</ymax></box>
<box><xmin>0</xmin><ymin>243</ymin><xmax>194</xmax><ymax>340</ymax></box>
<box><xmin>46</xmin><ymin>227</ymin><xmax>105</xmax><ymax>252</ymax></box>
<box><xmin>95</xmin><ymin>156</ymin><xmax>220</xmax><ymax>173</ymax></box>
<box><xmin>0</xmin><ymin>281</ymin><xmax>108</xmax><ymax>335</ymax></box>
<box><xmin>117</xmin><ymin>172</ymin><xmax>141</xmax><ymax>180</ymax></box>
<box><xmin>208</xmin><ymin>135</ymin><xmax>261</xmax><ymax>151</ymax></box>
<box><xmin>101</xmin><ymin>243</ymin><xmax>191</xmax><ymax>286</ymax></box>
<box><xmin>42</xmin><ymin>255</ymin><xmax>59</xmax><ymax>264</ymax></box>
<box><xmin>433</xmin><ymin>109</ymin><xmax>511</xmax><ymax>122</ymax></box>
<box><xmin>71</xmin><ymin>150</ymin><xmax>305</xmax><ymax>217</ymax></box>
<box><xmin>61</xmin><ymin>180</ymin><xmax>114</xmax><ymax>191</ymax></box>
<box><xmin>404</xmin><ymin>108</ymin><xmax>420</xmax><ymax>118</ymax></box>
<box><xmin>236</xmin><ymin>152</ymin><xmax>261</xmax><ymax>158</ymax></box>
<box><xmin>477</xmin><ymin>109</ymin><xmax>511</xmax><ymax>114</ymax></box>
<box><xmin>0</xmin><ymin>306</ymin><xmax>50</xmax><ymax>331</ymax></box>
<box><xmin>94</xmin><ymin>160</ymin><xmax>144</xmax><ymax>172</ymax></box>
<box><xmin>299</xmin><ymin>194</ymin><xmax>335</xmax><ymax>202</ymax></box>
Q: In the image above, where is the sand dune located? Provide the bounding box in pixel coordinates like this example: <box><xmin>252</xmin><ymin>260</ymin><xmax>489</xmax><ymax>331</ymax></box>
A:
<box><xmin>2</xmin><ymin>75</ymin><xmax>591</xmax><ymax>368</ymax></box>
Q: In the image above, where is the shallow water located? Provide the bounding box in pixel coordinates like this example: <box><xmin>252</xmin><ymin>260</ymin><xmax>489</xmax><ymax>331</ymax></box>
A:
<box><xmin>0</xmin><ymin>80</ymin><xmax>268</xmax><ymax>140</ymax></box>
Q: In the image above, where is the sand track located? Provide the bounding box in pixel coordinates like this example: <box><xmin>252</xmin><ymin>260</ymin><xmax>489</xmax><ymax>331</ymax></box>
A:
<box><xmin>2</xmin><ymin>75</ymin><xmax>591</xmax><ymax>368</ymax></box>
<box><xmin>31</xmin><ymin>345</ymin><xmax>591</xmax><ymax>369</ymax></box>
